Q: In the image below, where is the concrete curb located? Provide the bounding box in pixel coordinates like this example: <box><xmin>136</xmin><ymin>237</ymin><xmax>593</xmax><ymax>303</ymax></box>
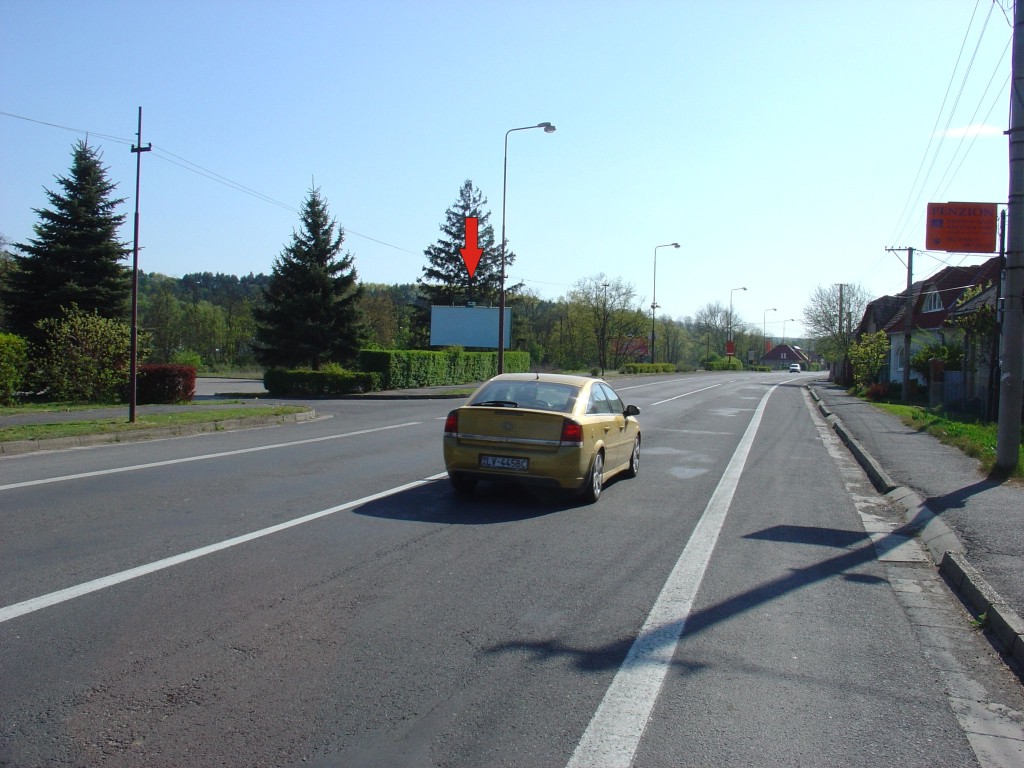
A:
<box><xmin>940</xmin><ymin>552</ymin><xmax>1024</xmax><ymax>671</ymax></box>
<box><xmin>0</xmin><ymin>410</ymin><xmax>318</xmax><ymax>457</ymax></box>
<box><xmin>807</xmin><ymin>385</ymin><xmax>1024</xmax><ymax>671</ymax></box>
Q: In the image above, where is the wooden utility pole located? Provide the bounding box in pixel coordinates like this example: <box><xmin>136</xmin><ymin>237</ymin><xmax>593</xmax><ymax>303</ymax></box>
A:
<box><xmin>129</xmin><ymin>107</ymin><xmax>151</xmax><ymax>423</ymax></box>
<box><xmin>998</xmin><ymin>4</ymin><xmax>1024</xmax><ymax>470</ymax></box>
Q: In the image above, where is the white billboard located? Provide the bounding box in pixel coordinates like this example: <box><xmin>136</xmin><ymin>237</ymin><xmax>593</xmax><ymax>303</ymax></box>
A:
<box><xmin>430</xmin><ymin>306</ymin><xmax>512</xmax><ymax>349</ymax></box>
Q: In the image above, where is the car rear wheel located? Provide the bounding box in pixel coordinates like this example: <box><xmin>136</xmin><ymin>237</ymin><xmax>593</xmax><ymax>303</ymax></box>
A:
<box><xmin>582</xmin><ymin>451</ymin><xmax>604</xmax><ymax>503</ymax></box>
<box><xmin>625</xmin><ymin>437</ymin><xmax>640</xmax><ymax>478</ymax></box>
<box><xmin>449</xmin><ymin>474</ymin><xmax>477</xmax><ymax>498</ymax></box>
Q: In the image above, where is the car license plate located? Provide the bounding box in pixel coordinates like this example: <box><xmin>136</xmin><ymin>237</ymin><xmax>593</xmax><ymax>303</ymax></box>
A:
<box><xmin>480</xmin><ymin>455</ymin><xmax>529</xmax><ymax>472</ymax></box>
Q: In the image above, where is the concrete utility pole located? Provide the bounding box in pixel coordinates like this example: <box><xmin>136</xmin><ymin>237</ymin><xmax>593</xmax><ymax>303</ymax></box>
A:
<box><xmin>834</xmin><ymin>283</ymin><xmax>845</xmax><ymax>384</ymax></box>
<box><xmin>886</xmin><ymin>248</ymin><xmax>915</xmax><ymax>403</ymax></box>
<box><xmin>998</xmin><ymin>2</ymin><xmax>1024</xmax><ymax>470</ymax></box>
<box><xmin>129</xmin><ymin>107</ymin><xmax>151</xmax><ymax>424</ymax></box>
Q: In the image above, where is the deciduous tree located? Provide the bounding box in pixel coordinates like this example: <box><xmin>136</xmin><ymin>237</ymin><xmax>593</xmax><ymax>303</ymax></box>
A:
<box><xmin>803</xmin><ymin>283</ymin><xmax>870</xmax><ymax>366</ymax></box>
<box><xmin>849</xmin><ymin>330</ymin><xmax>889</xmax><ymax>388</ymax></box>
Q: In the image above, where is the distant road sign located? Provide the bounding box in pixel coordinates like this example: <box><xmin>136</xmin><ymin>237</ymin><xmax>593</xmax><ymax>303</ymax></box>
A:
<box><xmin>925</xmin><ymin>202</ymin><xmax>998</xmax><ymax>253</ymax></box>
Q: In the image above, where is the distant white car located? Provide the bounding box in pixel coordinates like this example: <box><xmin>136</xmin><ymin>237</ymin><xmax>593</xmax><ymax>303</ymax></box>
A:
<box><xmin>788</xmin><ymin>363</ymin><xmax>802</xmax><ymax>373</ymax></box>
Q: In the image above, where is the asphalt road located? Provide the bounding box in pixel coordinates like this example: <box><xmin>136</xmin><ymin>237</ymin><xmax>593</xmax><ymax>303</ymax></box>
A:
<box><xmin>2</xmin><ymin>373</ymin><xmax>1022</xmax><ymax>767</ymax></box>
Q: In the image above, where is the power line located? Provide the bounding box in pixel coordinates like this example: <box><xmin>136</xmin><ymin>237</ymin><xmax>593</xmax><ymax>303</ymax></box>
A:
<box><xmin>887</xmin><ymin>0</ymin><xmax>987</xmax><ymax>246</ymax></box>
<box><xmin>0</xmin><ymin>110</ymin><xmax>421</xmax><ymax>256</ymax></box>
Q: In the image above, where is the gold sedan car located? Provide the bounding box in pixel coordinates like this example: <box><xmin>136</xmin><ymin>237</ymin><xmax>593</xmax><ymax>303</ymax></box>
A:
<box><xmin>443</xmin><ymin>373</ymin><xmax>641</xmax><ymax>503</ymax></box>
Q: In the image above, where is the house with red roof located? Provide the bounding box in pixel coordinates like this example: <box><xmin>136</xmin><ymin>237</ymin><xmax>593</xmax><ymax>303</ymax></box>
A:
<box><xmin>871</xmin><ymin>257</ymin><xmax>1001</xmax><ymax>393</ymax></box>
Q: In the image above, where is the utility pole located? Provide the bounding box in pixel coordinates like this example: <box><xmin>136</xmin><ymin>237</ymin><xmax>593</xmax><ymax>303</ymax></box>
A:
<box><xmin>835</xmin><ymin>283</ymin><xmax>845</xmax><ymax>384</ymax></box>
<box><xmin>129</xmin><ymin>107</ymin><xmax>151</xmax><ymax>423</ymax></box>
<box><xmin>886</xmin><ymin>247</ymin><xmax>915</xmax><ymax>403</ymax></box>
<box><xmin>988</xmin><ymin>210</ymin><xmax>1007</xmax><ymax>422</ymax></box>
<box><xmin>998</xmin><ymin>2</ymin><xmax>1024</xmax><ymax>471</ymax></box>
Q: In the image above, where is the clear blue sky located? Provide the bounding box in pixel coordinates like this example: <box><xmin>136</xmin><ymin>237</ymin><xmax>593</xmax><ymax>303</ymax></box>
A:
<box><xmin>1</xmin><ymin>1</ymin><xmax>1013</xmax><ymax>340</ymax></box>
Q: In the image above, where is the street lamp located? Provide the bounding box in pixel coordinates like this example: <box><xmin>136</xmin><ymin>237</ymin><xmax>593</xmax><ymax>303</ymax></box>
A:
<box><xmin>782</xmin><ymin>318</ymin><xmax>796</xmax><ymax>346</ymax></box>
<box><xmin>728</xmin><ymin>286</ymin><xmax>746</xmax><ymax>356</ymax></box>
<box><xmin>762</xmin><ymin>308</ymin><xmax>777</xmax><ymax>362</ymax></box>
<box><xmin>650</xmin><ymin>242</ymin><xmax>680</xmax><ymax>363</ymax></box>
<box><xmin>498</xmin><ymin>121</ymin><xmax>556</xmax><ymax>373</ymax></box>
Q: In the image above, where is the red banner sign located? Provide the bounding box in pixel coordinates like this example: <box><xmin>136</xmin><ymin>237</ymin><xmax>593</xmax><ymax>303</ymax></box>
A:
<box><xmin>925</xmin><ymin>202</ymin><xmax>998</xmax><ymax>253</ymax></box>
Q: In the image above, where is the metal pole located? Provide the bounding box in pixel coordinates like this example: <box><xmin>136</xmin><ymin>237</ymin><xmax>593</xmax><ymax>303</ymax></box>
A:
<box><xmin>498</xmin><ymin>130</ymin><xmax>510</xmax><ymax>376</ymax></box>
<box><xmin>650</xmin><ymin>242</ymin><xmax>679</xmax><ymax>364</ymax></box>
<box><xmin>782</xmin><ymin>318</ymin><xmax>795</xmax><ymax>346</ymax></box>
<box><xmin>129</xmin><ymin>107</ymin><xmax>151</xmax><ymax>423</ymax></box>
<box><xmin>651</xmin><ymin>247</ymin><xmax>657</xmax><ymax>363</ymax></box>
<box><xmin>728</xmin><ymin>287</ymin><xmax>746</xmax><ymax>356</ymax></box>
<box><xmin>998</xmin><ymin>3</ymin><xmax>1024</xmax><ymax>470</ymax></box>
<box><xmin>498</xmin><ymin>122</ymin><xmax>555</xmax><ymax>375</ymax></box>
<box><xmin>763</xmin><ymin>308</ymin><xmax>776</xmax><ymax>362</ymax></box>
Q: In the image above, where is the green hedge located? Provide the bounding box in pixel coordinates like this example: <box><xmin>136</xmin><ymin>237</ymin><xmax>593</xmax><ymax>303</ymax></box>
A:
<box><xmin>620</xmin><ymin>363</ymin><xmax>676</xmax><ymax>375</ymax></box>
<box><xmin>264</xmin><ymin>367</ymin><xmax>382</xmax><ymax>397</ymax></box>
<box><xmin>0</xmin><ymin>332</ymin><xmax>29</xmax><ymax>405</ymax></box>
<box><xmin>358</xmin><ymin>348</ymin><xmax>529</xmax><ymax>389</ymax></box>
<box><xmin>705</xmin><ymin>358</ymin><xmax>744</xmax><ymax>371</ymax></box>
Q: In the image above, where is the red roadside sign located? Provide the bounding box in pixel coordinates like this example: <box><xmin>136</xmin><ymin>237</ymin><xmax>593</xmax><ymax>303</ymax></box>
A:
<box><xmin>925</xmin><ymin>202</ymin><xmax>998</xmax><ymax>253</ymax></box>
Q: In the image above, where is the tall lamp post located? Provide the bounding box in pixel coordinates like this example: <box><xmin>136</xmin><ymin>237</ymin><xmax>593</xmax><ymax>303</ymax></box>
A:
<box><xmin>762</xmin><ymin>307</ymin><xmax>777</xmax><ymax>363</ymax></box>
<box><xmin>728</xmin><ymin>286</ymin><xmax>746</xmax><ymax>356</ymax></box>
<box><xmin>650</xmin><ymin>242</ymin><xmax>680</xmax><ymax>363</ymax></box>
<box><xmin>498</xmin><ymin>121</ymin><xmax>556</xmax><ymax>373</ymax></box>
<box><xmin>782</xmin><ymin>318</ymin><xmax>795</xmax><ymax>345</ymax></box>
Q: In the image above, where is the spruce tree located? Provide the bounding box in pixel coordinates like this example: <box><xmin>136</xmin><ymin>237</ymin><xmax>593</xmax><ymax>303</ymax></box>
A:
<box><xmin>415</xmin><ymin>180</ymin><xmax>517</xmax><ymax>346</ymax></box>
<box><xmin>254</xmin><ymin>187</ymin><xmax>364</xmax><ymax>369</ymax></box>
<box><xmin>2</xmin><ymin>141</ymin><xmax>130</xmax><ymax>342</ymax></box>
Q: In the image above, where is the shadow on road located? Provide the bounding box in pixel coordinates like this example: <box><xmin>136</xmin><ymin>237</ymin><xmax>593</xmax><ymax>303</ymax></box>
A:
<box><xmin>351</xmin><ymin>478</ymin><xmax>591</xmax><ymax>525</ymax></box>
<box><xmin>482</xmin><ymin>523</ymin><xmax>885</xmax><ymax>673</ymax></box>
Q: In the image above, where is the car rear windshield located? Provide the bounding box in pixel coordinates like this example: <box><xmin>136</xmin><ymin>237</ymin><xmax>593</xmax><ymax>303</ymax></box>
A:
<box><xmin>470</xmin><ymin>381</ymin><xmax>580</xmax><ymax>413</ymax></box>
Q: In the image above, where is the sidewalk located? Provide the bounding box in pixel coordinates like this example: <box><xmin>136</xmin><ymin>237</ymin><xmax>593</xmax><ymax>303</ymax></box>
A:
<box><xmin>809</xmin><ymin>382</ymin><xmax>1024</xmax><ymax>671</ymax></box>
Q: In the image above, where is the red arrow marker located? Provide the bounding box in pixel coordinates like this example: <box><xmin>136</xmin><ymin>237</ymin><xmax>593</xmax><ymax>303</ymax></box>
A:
<box><xmin>460</xmin><ymin>217</ymin><xmax>483</xmax><ymax>278</ymax></box>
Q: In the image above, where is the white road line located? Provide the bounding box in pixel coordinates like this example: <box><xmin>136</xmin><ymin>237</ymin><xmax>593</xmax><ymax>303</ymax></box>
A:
<box><xmin>566</xmin><ymin>385</ymin><xmax>777</xmax><ymax>768</ymax></box>
<box><xmin>0</xmin><ymin>422</ymin><xmax>422</xmax><ymax>492</ymax></box>
<box><xmin>651</xmin><ymin>382</ymin><xmax>723</xmax><ymax>406</ymax></box>
<box><xmin>0</xmin><ymin>472</ymin><xmax>449</xmax><ymax>624</ymax></box>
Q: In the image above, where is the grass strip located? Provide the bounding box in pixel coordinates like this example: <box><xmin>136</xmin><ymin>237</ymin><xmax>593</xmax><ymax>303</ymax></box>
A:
<box><xmin>0</xmin><ymin>406</ymin><xmax>310</xmax><ymax>443</ymax></box>
<box><xmin>874</xmin><ymin>402</ymin><xmax>1023</xmax><ymax>479</ymax></box>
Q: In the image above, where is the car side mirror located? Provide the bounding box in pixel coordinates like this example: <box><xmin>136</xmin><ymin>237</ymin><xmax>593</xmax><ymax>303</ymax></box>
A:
<box><xmin>624</xmin><ymin>404</ymin><xmax>640</xmax><ymax>417</ymax></box>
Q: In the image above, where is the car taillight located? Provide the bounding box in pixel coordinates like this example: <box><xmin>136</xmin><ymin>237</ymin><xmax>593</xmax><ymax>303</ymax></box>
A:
<box><xmin>560</xmin><ymin>418</ymin><xmax>583</xmax><ymax>445</ymax></box>
<box><xmin>444</xmin><ymin>411</ymin><xmax>459</xmax><ymax>434</ymax></box>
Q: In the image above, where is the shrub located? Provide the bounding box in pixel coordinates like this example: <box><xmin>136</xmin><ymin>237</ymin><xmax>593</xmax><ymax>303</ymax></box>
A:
<box><xmin>620</xmin><ymin>363</ymin><xmax>676</xmax><ymax>375</ymax></box>
<box><xmin>137</xmin><ymin>364</ymin><xmax>196</xmax><ymax>404</ymax></box>
<box><xmin>34</xmin><ymin>306</ymin><xmax>144</xmax><ymax>403</ymax></box>
<box><xmin>357</xmin><ymin>349</ymin><xmax>529</xmax><ymax>389</ymax></box>
<box><xmin>911</xmin><ymin>343</ymin><xmax>961</xmax><ymax>382</ymax></box>
<box><xmin>866</xmin><ymin>382</ymin><xmax>888</xmax><ymax>401</ymax></box>
<box><xmin>170</xmin><ymin>349</ymin><xmax>204</xmax><ymax>370</ymax></box>
<box><xmin>706</xmin><ymin>357</ymin><xmax>743</xmax><ymax>371</ymax></box>
<box><xmin>849</xmin><ymin>331</ymin><xmax>889</xmax><ymax>388</ymax></box>
<box><xmin>0</xmin><ymin>332</ymin><xmax>29</xmax><ymax>405</ymax></box>
<box><xmin>264</xmin><ymin>367</ymin><xmax>381</xmax><ymax>396</ymax></box>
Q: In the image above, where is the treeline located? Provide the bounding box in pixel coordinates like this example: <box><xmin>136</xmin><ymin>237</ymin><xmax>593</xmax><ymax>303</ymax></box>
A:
<box><xmin>137</xmin><ymin>272</ymin><xmax>420</xmax><ymax>370</ymax></box>
<box><xmin>138</xmin><ymin>269</ymin><xmax>803</xmax><ymax>374</ymax></box>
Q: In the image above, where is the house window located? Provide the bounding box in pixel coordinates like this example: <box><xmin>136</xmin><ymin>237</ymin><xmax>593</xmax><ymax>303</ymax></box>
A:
<box><xmin>923</xmin><ymin>291</ymin><xmax>942</xmax><ymax>312</ymax></box>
